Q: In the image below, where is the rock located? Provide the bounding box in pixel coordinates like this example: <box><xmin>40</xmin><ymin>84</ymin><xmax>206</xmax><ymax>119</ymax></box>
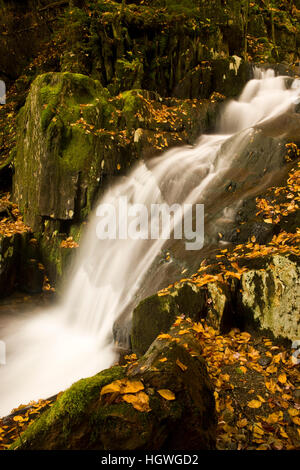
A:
<box><xmin>14</xmin><ymin>72</ymin><xmax>117</xmax><ymax>233</ymax></box>
<box><xmin>0</xmin><ymin>234</ymin><xmax>19</xmax><ymax>297</ymax></box>
<box><xmin>131</xmin><ymin>294</ymin><xmax>180</xmax><ymax>356</ymax></box>
<box><xmin>258</xmin><ymin>355</ymin><xmax>272</xmax><ymax>367</ymax></box>
<box><xmin>13</xmin><ymin>73</ymin><xmax>218</xmax><ymax>282</ymax></box>
<box><xmin>11</xmin><ymin>320</ymin><xmax>216</xmax><ymax>450</ymax></box>
<box><xmin>17</xmin><ymin>233</ymin><xmax>44</xmax><ymax>294</ymax></box>
<box><xmin>131</xmin><ymin>280</ymin><xmax>234</xmax><ymax>356</ymax></box>
<box><xmin>131</xmin><ymin>251</ymin><xmax>300</xmax><ymax>354</ymax></box>
<box><xmin>237</xmin><ymin>254</ymin><xmax>300</xmax><ymax>341</ymax></box>
<box><xmin>206</xmin><ymin>281</ymin><xmax>234</xmax><ymax>332</ymax></box>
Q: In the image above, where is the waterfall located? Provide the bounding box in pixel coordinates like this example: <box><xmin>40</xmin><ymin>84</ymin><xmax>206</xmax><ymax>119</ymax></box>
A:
<box><xmin>0</xmin><ymin>69</ymin><xmax>299</xmax><ymax>417</ymax></box>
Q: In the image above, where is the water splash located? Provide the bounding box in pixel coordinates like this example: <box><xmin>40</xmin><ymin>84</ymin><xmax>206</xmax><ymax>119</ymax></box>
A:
<box><xmin>0</xmin><ymin>70</ymin><xmax>299</xmax><ymax>416</ymax></box>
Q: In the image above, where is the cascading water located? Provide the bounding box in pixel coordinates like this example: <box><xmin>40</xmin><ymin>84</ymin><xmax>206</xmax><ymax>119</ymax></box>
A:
<box><xmin>0</xmin><ymin>69</ymin><xmax>299</xmax><ymax>417</ymax></box>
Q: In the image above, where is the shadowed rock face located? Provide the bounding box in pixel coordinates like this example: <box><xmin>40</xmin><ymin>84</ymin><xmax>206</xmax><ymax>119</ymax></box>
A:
<box><xmin>131</xmin><ymin>282</ymin><xmax>232</xmax><ymax>356</ymax></box>
<box><xmin>131</xmin><ymin>253</ymin><xmax>300</xmax><ymax>353</ymax></box>
<box><xmin>11</xmin><ymin>320</ymin><xmax>216</xmax><ymax>451</ymax></box>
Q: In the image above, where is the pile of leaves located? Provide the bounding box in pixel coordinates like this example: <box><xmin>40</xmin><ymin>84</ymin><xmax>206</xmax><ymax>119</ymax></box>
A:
<box><xmin>0</xmin><ymin>399</ymin><xmax>54</xmax><ymax>450</ymax></box>
<box><xmin>256</xmin><ymin>154</ymin><xmax>300</xmax><ymax>225</ymax></box>
<box><xmin>0</xmin><ymin>193</ymin><xmax>31</xmax><ymax>237</ymax></box>
<box><xmin>195</xmin><ymin>319</ymin><xmax>300</xmax><ymax>450</ymax></box>
<box><xmin>60</xmin><ymin>236</ymin><xmax>79</xmax><ymax>249</ymax></box>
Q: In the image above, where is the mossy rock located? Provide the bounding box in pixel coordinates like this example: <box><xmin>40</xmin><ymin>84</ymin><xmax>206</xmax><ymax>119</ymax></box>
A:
<box><xmin>13</xmin><ymin>72</ymin><xmax>219</xmax><ymax>282</ymax></box>
<box><xmin>131</xmin><ymin>293</ymin><xmax>180</xmax><ymax>356</ymax></box>
<box><xmin>131</xmin><ymin>279</ymin><xmax>234</xmax><ymax>356</ymax></box>
<box><xmin>237</xmin><ymin>254</ymin><xmax>300</xmax><ymax>341</ymax></box>
<box><xmin>11</xmin><ymin>320</ymin><xmax>216</xmax><ymax>450</ymax></box>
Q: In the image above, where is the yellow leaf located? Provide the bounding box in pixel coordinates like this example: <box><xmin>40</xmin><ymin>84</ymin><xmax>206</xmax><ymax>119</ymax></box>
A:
<box><xmin>178</xmin><ymin>329</ymin><xmax>190</xmax><ymax>335</ymax></box>
<box><xmin>280</xmin><ymin>428</ymin><xmax>289</xmax><ymax>439</ymax></box>
<box><xmin>157</xmin><ymin>389</ymin><xmax>176</xmax><ymax>400</ymax></box>
<box><xmin>247</xmin><ymin>400</ymin><xmax>262</xmax><ymax>409</ymax></box>
<box><xmin>266</xmin><ymin>364</ymin><xmax>278</xmax><ymax>374</ymax></box>
<box><xmin>237</xmin><ymin>418</ymin><xmax>248</xmax><ymax>428</ymax></box>
<box><xmin>282</xmin><ymin>394</ymin><xmax>292</xmax><ymax>400</ymax></box>
<box><xmin>288</xmin><ymin>408</ymin><xmax>299</xmax><ymax>417</ymax></box>
<box><xmin>266</xmin><ymin>411</ymin><xmax>283</xmax><ymax>424</ymax></box>
<box><xmin>100</xmin><ymin>378</ymin><xmax>144</xmax><ymax>396</ymax></box>
<box><xmin>176</xmin><ymin>359</ymin><xmax>187</xmax><ymax>371</ymax></box>
<box><xmin>220</xmin><ymin>373</ymin><xmax>230</xmax><ymax>382</ymax></box>
<box><xmin>292</xmin><ymin>416</ymin><xmax>300</xmax><ymax>425</ymax></box>
<box><xmin>273</xmin><ymin>353</ymin><xmax>282</xmax><ymax>363</ymax></box>
<box><xmin>253</xmin><ymin>423</ymin><xmax>264</xmax><ymax>436</ymax></box>
<box><xmin>157</xmin><ymin>333</ymin><xmax>172</xmax><ymax>340</ymax></box>
<box><xmin>122</xmin><ymin>392</ymin><xmax>151</xmax><ymax>412</ymax></box>
<box><xmin>278</xmin><ymin>373</ymin><xmax>287</xmax><ymax>384</ymax></box>
<box><xmin>12</xmin><ymin>416</ymin><xmax>24</xmax><ymax>423</ymax></box>
<box><xmin>192</xmin><ymin>323</ymin><xmax>204</xmax><ymax>333</ymax></box>
<box><xmin>159</xmin><ymin>357</ymin><xmax>167</xmax><ymax>363</ymax></box>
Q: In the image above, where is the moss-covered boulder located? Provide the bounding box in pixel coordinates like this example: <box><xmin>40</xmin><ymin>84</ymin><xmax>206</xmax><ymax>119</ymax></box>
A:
<box><xmin>131</xmin><ymin>294</ymin><xmax>180</xmax><ymax>356</ymax></box>
<box><xmin>13</xmin><ymin>71</ymin><xmax>219</xmax><ymax>282</ymax></box>
<box><xmin>14</xmin><ymin>72</ymin><xmax>118</xmax><ymax>232</ymax></box>
<box><xmin>237</xmin><ymin>254</ymin><xmax>300</xmax><ymax>341</ymax></box>
<box><xmin>11</xmin><ymin>320</ymin><xmax>216</xmax><ymax>450</ymax></box>
<box><xmin>131</xmin><ymin>279</ymin><xmax>234</xmax><ymax>356</ymax></box>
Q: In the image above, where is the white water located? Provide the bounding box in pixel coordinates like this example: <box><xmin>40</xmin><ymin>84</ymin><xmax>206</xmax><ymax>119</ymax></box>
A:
<box><xmin>0</xmin><ymin>69</ymin><xmax>299</xmax><ymax>416</ymax></box>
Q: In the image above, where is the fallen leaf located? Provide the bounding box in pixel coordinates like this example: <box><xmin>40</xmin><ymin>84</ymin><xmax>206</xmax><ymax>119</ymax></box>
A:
<box><xmin>100</xmin><ymin>378</ymin><xmax>144</xmax><ymax>396</ymax></box>
<box><xmin>122</xmin><ymin>391</ymin><xmax>151</xmax><ymax>412</ymax></box>
<box><xmin>248</xmin><ymin>400</ymin><xmax>262</xmax><ymax>409</ymax></box>
<box><xmin>176</xmin><ymin>359</ymin><xmax>188</xmax><ymax>371</ymax></box>
<box><xmin>278</xmin><ymin>373</ymin><xmax>287</xmax><ymax>384</ymax></box>
<box><xmin>157</xmin><ymin>389</ymin><xmax>176</xmax><ymax>400</ymax></box>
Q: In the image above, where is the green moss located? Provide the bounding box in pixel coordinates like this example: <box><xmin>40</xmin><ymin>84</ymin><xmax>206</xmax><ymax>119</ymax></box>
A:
<box><xmin>10</xmin><ymin>366</ymin><xmax>125</xmax><ymax>449</ymax></box>
<box><xmin>61</xmin><ymin>126</ymin><xmax>93</xmax><ymax>171</ymax></box>
<box><xmin>56</xmin><ymin>367</ymin><xmax>125</xmax><ymax>420</ymax></box>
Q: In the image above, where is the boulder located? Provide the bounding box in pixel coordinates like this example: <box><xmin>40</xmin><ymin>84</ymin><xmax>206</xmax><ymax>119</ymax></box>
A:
<box><xmin>237</xmin><ymin>254</ymin><xmax>300</xmax><ymax>341</ymax></box>
<box><xmin>131</xmin><ymin>294</ymin><xmax>180</xmax><ymax>356</ymax></box>
<box><xmin>11</xmin><ymin>320</ymin><xmax>216</xmax><ymax>450</ymax></box>
<box><xmin>131</xmin><ymin>280</ymin><xmax>233</xmax><ymax>356</ymax></box>
<box><xmin>13</xmin><ymin>72</ymin><xmax>122</xmax><ymax>233</ymax></box>
<box><xmin>131</xmin><ymin>251</ymin><xmax>300</xmax><ymax>355</ymax></box>
<box><xmin>13</xmin><ymin>72</ymin><xmax>219</xmax><ymax>282</ymax></box>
